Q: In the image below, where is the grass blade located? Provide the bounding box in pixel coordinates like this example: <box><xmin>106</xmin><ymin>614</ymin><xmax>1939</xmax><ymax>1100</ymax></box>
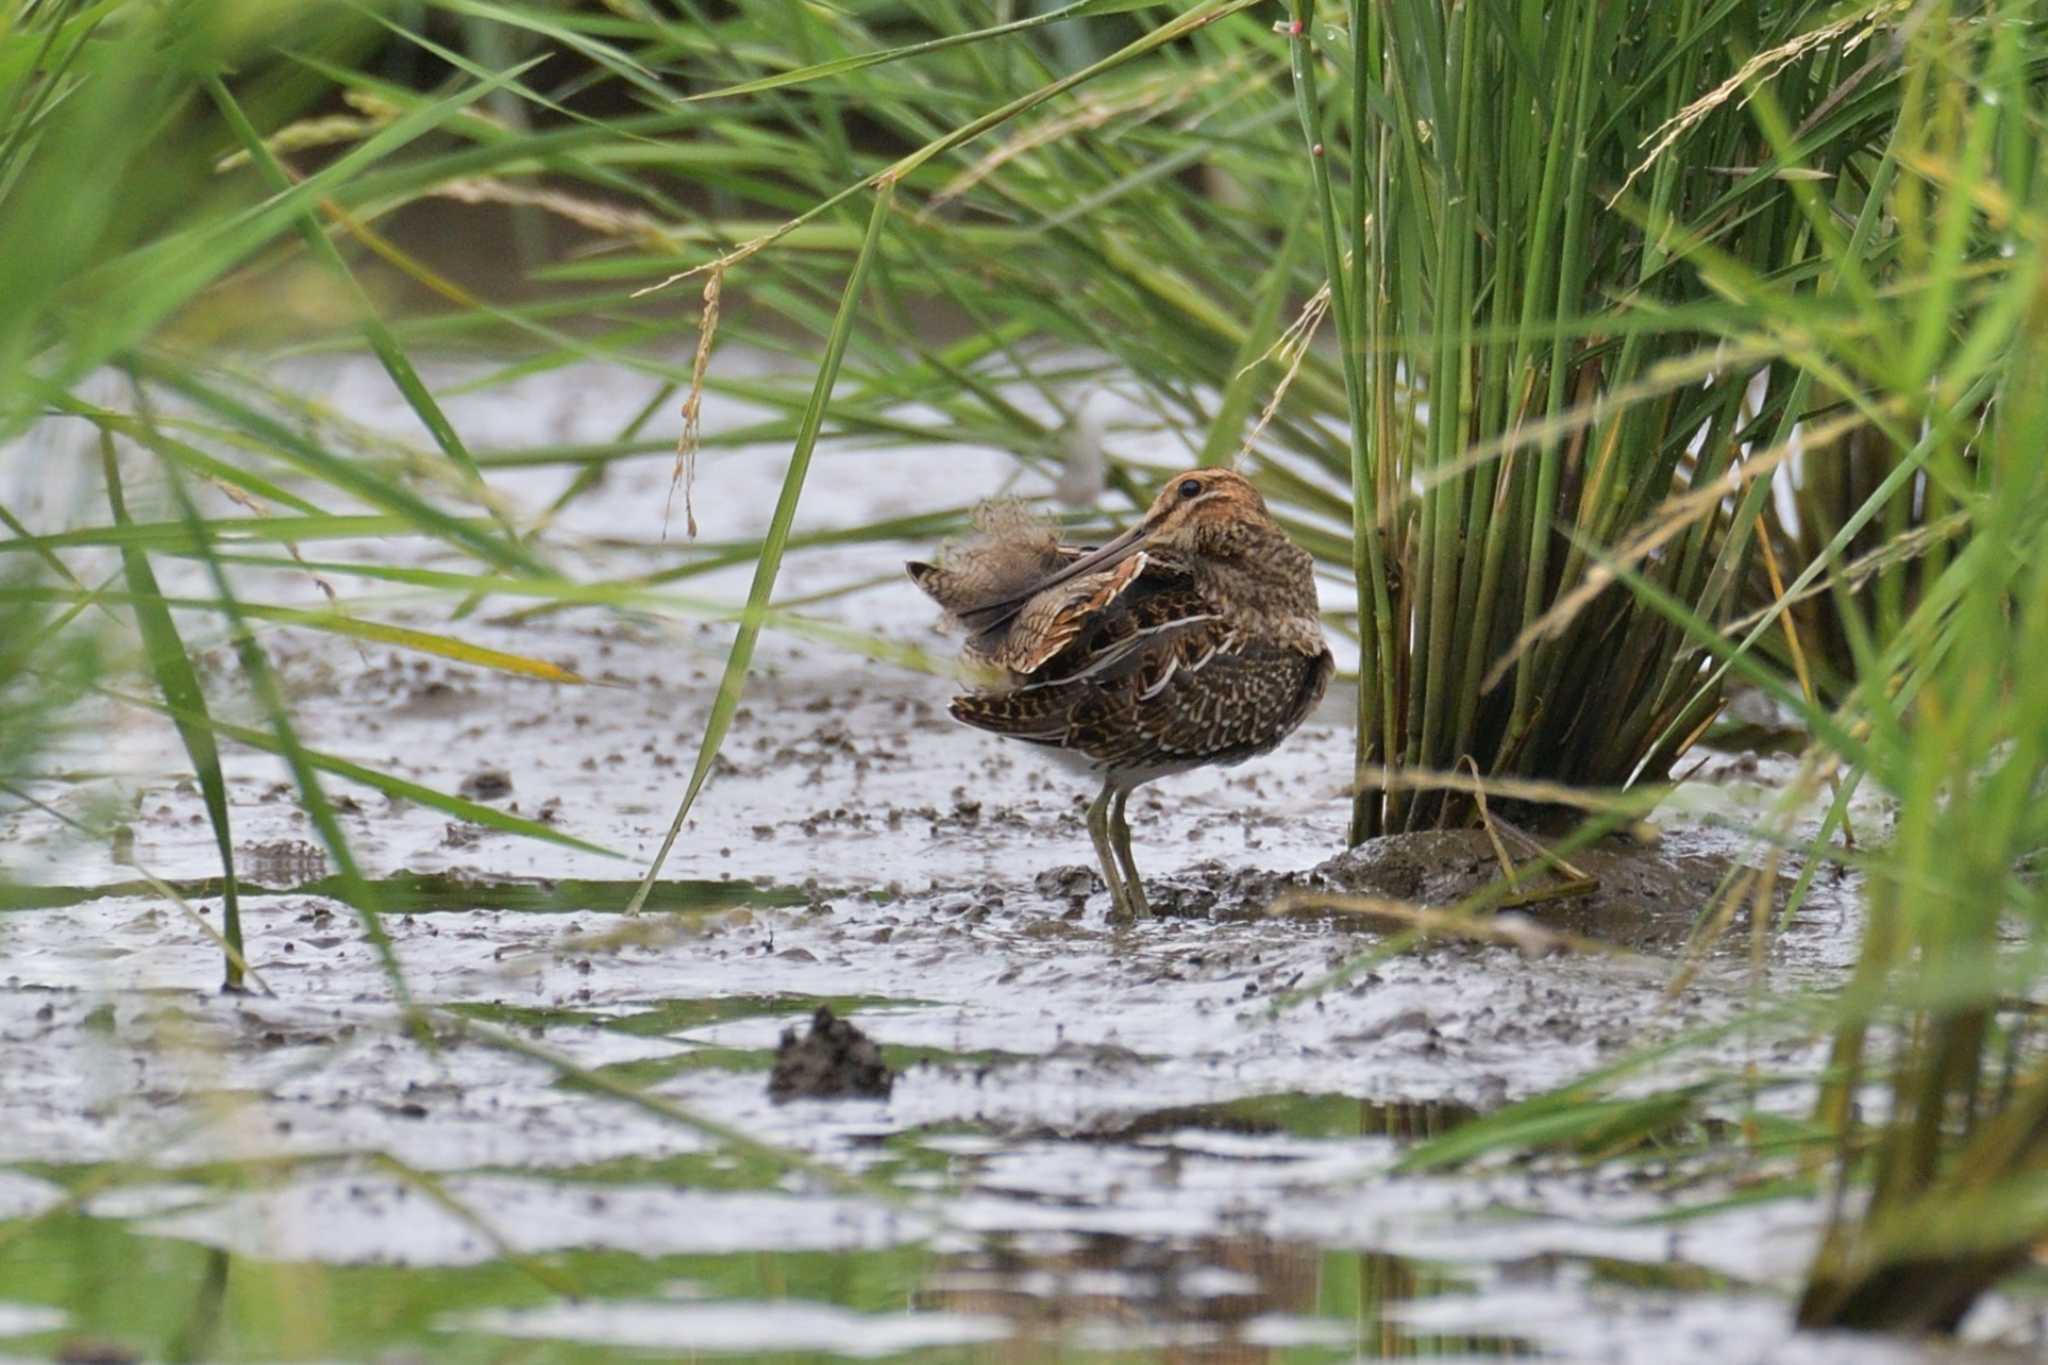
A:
<box><xmin>126</xmin><ymin>355</ymin><xmax>545</xmax><ymax>575</ymax></box>
<box><xmin>102</xmin><ymin>684</ymin><xmax>619</xmax><ymax>858</ymax></box>
<box><xmin>159</xmin><ymin>466</ymin><xmax>416</xmax><ymax>1016</ymax></box>
<box><xmin>626</xmin><ymin>179</ymin><xmax>895</xmax><ymax>915</ymax></box>
<box><xmin>679</xmin><ymin>0</ymin><xmax>1140</xmax><ymax>103</ymax></box>
<box><xmin>99</xmin><ymin>435</ymin><xmax>244</xmax><ymax>992</ymax></box>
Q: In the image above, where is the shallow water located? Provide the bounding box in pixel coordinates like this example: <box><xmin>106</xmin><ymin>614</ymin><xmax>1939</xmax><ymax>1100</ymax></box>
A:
<box><xmin>1</xmin><ymin>356</ymin><xmax>2040</xmax><ymax>1362</ymax></box>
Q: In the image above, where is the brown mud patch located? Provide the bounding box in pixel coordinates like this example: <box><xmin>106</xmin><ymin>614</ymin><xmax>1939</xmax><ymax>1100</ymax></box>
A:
<box><xmin>769</xmin><ymin>1004</ymin><xmax>895</xmax><ymax>1102</ymax></box>
<box><xmin>1148</xmin><ymin>828</ymin><xmax>1782</xmax><ymax>955</ymax></box>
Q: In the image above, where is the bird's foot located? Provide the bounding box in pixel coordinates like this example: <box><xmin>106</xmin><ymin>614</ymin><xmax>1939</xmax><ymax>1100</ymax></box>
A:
<box><xmin>1103</xmin><ymin>875</ymin><xmax>1150</xmax><ymax>923</ymax></box>
<box><xmin>1122</xmin><ymin>877</ymin><xmax>1151</xmax><ymax>920</ymax></box>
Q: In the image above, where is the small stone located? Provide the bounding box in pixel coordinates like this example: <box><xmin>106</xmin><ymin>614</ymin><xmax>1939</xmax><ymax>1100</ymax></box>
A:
<box><xmin>1033</xmin><ymin>865</ymin><xmax>1099</xmax><ymax>900</ymax></box>
<box><xmin>458</xmin><ymin>769</ymin><xmax>514</xmax><ymax>801</ymax></box>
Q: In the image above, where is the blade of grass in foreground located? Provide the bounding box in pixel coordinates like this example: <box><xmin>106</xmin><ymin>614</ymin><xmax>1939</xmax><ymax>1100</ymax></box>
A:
<box><xmin>626</xmin><ymin>180</ymin><xmax>894</xmax><ymax>915</ymax></box>
<box><xmin>21</xmin><ymin>51</ymin><xmax>552</xmax><ymax>417</ymax></box>
<box><xmin>161</xmin><ymin>469</ymin><xmax>416</xmax><ymax>1015</ymax></box>
<box><xmin>1</xmin><ymin>583</ymin><xmax>587</xmax><ymax>682</ymax></box>
<box><xmin>127</xmin><ymin>355</ymin><xmax>546</xmax><ymax>576</ymax></box>
<box><xmin>1283</xmin><ymin>0</ymin><xmax>1390</xmax><ymax>840</ymax></box>
<box><xmin>99</xmin><ymin>437</ymin><xmax>245</xmax><ymax>992</ymax></box>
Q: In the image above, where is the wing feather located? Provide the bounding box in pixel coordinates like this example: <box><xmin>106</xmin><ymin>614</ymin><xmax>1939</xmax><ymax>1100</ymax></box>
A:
<box><xmin>949</xmin><ymin>543</ymin><xmax>1331</xmax><ymax>772</ymax></box>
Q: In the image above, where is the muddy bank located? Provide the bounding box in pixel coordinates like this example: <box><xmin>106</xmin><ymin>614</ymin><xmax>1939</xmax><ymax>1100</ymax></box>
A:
<box><xmin>1147</xmin><ymin>825</ymin><xmax>1789</xmax><ymax>953</ymax></box>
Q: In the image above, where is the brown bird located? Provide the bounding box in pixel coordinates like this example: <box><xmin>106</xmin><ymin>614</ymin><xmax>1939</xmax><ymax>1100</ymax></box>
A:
<box><xmin>908</xmin><ymin>468</ymin><xmax>1333</xmax><ymax>919</ymax></box>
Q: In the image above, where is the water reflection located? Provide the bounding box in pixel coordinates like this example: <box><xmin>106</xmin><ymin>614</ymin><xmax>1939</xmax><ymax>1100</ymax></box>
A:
<box><xmin>919</xmin><ymin>1098</ymin><xmax>1524</xmax><ymax>1360</ymax></box>
<box><xmin>920</xmin><ymin>1233</ymin><xmax>1527</xmax><ymax>1359</ymax></box>
<box><xmin>3</xmin><ymin>1097</ymin><xmax>1527</xmax><ymax>1360</ymax></box>
<box><xmin>1106</xmin><ymin>1093</ymin><xmax>1481</xmax><ymax>1145</ymax></box>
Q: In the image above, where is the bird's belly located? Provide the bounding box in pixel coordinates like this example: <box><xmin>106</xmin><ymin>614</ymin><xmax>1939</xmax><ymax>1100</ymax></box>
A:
<box><xmin>1039</xmin><ymin>743</ymin><xmax>1205</xmax><ymax>787</ymax></box>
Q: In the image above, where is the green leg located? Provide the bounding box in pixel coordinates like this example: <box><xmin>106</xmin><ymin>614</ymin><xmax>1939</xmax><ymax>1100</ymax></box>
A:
<box><xmin>1108</xmin><ymin>785</ymin><xmax>1149</xmax><ymax>919</ymax></box>
<box><xmin>1086</xmin><ymin>780</ymin><xmax>1131</xmax><ymax>919</ymax></box>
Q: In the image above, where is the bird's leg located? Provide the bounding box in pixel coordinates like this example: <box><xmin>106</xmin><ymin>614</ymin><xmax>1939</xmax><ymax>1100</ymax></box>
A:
<box><xmin>1107</xmin><ymin>784</ymin><xmax>1149</xmax><ymax>919</ymax></box>
<box><xmin>1086</xmin><ymin>780</ymin><xmax>1132</xmax><ymax>919</ymax></box>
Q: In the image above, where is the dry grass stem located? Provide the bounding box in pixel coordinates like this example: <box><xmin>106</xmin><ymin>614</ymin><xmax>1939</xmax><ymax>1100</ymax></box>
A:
<box><xmin>666</xmin><ymin>266</ymin><xmax>720</xmax><ymax>541</ymax></box>
<box><xmin>1725</xmin><ymin>510</ymin><xmax>1971</xmax><ymax>634</ymax></box>
<box><xmin>1759</xmin><ymin>524</ymin><xmax>1819</xmax><ymax>708</ymax></box>
<box><xmin>1665</xmin><ymin>731</ymin><xmax>1847</xmax><ymax>998</ymax></box>
<box><xmin>212</xmin><ymin>91</ymin><xmax>405</xmax><ymax>172</ymax></box>
<box><xmin>1350</xmin><ymin>763</ymin><xmax>1667</xmax><ymax>821</ymax></box>
<box><xmin>1467</xmin><ymin>754</ymin><xmax>1521</xmax><ymax>885</ymax></box>
<box><xmin>1269</xmin><ymin>890</ymin><xmax>1626</xmax><ymax>959</ymax></box>
<box><xmin>1237</xmin><ymin>281</ymin><xmax>1330</xmax><ymax>461</ymax></box>
<box><xmin>434</xmin><ymin>177</ymin><xmax>680</xmax><ymax>249</ymax></box>
<box><xmin>213</xmin><ymin>114</ymin><xmax>387</xmax><ymax>173</ymax></box>
<box><xmin>125</xmin><ymin>860</ymin><xmax>274</xmax><ymax>997</ymax></box>
<box><xmin>1456</xmin><ymin>783</ymin><xmax>1602</xmax><ymax>912</ymax></box>
<box><xmin>634</xmin><ymin>223</ymin><xmax>790</xmax><ymax>296</ymax></box>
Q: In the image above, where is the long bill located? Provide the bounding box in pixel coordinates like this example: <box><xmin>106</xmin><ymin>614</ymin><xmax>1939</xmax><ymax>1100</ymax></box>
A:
<box><xmin>955</xmin><ymin>515</ymin><xmax>1155</xmax><ymax>630</ymax></box>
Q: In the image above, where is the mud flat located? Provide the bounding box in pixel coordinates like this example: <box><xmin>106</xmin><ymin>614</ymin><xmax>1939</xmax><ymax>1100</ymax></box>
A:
<box><xmin>0</xmin><ymin>355</ymin><xmax>2036</xmax><ymax>1362</ymax></box>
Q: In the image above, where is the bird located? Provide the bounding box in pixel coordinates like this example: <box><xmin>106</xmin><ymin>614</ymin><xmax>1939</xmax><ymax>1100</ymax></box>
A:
<box><xmin>908</xmin><ymin>468</ymin><xmax>1333</xmax><ymax>920</ymax></box>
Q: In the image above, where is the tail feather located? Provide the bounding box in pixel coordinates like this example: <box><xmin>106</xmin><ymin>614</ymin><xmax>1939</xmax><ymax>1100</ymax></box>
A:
<box><xmin>949</xmin><ymin>692</ymin><xmax>1069</xmax><ymax>744</ymax></box>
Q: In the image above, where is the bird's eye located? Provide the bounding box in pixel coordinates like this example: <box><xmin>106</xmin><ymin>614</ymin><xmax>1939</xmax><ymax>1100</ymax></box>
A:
<box><xmin>1178</xmin><ymin>478</ymin><xmax>1202</xmax><ymax>500</ymax></box>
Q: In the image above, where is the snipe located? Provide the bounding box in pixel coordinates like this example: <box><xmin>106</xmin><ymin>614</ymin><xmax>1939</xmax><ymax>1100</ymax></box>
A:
<box><xmin>909</xmin><ymin>468</ymin><xmax>1333</xmax><ymax>920</ymax></box>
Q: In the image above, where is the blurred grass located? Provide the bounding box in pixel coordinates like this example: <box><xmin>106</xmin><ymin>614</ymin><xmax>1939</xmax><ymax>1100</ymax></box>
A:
<box><xmin>101</xmin><ymin>436</ymin><xmax>248</xmax><ymax>990</ymax></box>
<box><xmin>3</xmin><ymin>0</ymin><xmax>2048</xmax><ymax>1345</ymax></box>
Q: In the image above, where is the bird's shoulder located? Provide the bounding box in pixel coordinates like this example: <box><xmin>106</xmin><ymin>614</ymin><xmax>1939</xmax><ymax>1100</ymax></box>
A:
<box><xmin>991</xmin><ymin>552</ymin><xmax>1149</xmax><ymax>675</ymax></box>
<box><xmin>1015</xmin><ymin>558</ymin><xmax>1222</xmax><ymax>685</ymax></box>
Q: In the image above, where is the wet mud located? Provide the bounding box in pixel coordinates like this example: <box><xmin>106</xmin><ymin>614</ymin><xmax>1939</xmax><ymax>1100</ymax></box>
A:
<box><xmin>1149</xmin><ymin>825</ymin><xmax>1783</xmax><ymax>951</ymax></box>
<box><xmin>0</xmin><ymin>354</ymin><xmax>2033</xmax><ymax>1362</ymax></box>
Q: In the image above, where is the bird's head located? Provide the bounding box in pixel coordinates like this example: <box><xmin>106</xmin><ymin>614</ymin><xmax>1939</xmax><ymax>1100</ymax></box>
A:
<box><xmin>1131</xmin><ymin>468</ymin><xmax>1274</xmax><ymax>553</ymax></box>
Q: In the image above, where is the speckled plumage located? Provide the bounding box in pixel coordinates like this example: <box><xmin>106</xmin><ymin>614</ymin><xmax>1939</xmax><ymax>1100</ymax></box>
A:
<box><xmin>909</xmin><ymin>468</ymin><xmax>1333</xmax><ymax>919</ymax></box>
